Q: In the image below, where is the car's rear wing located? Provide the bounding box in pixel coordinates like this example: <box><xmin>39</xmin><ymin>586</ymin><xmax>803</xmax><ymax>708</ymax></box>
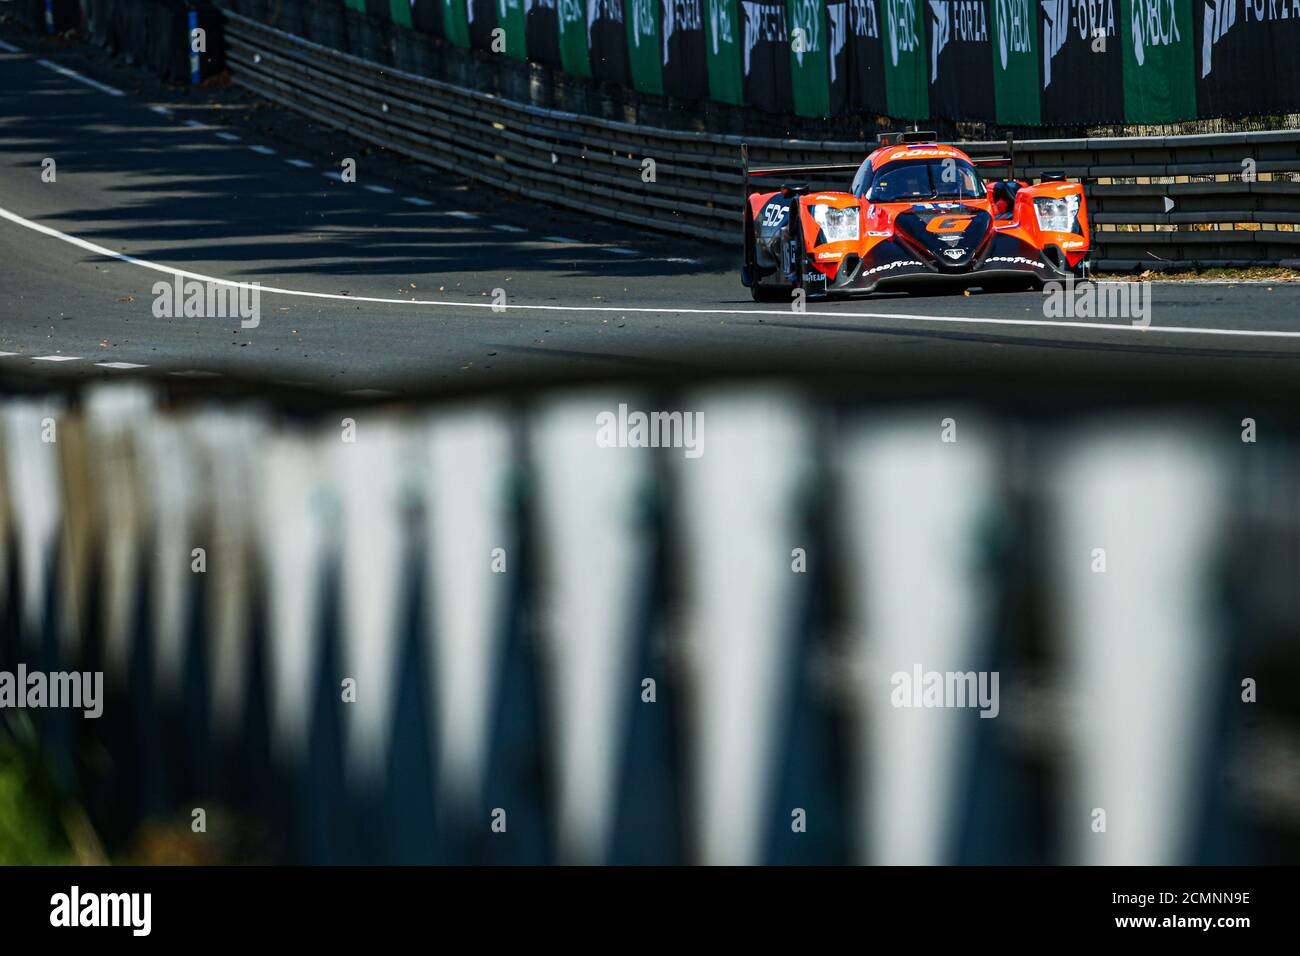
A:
<box><xmin>968</xmin><ymin>133</ymin><xmax>1016</xmax><ymax>181</ymax></box>
<box><xmin>876</xmin><ymin>130</ymin><xmax>1017</xmax><ymax>181</ymax></box>
<box><xmin>740</xmin><ymin>142</ymin><xmax>860</xmax><ymax>198</ymax></box>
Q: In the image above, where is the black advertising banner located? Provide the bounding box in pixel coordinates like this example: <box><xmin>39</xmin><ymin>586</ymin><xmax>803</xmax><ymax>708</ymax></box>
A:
<box><xmin>589</xmin><ymin>0</ymin><xmax>632</xmax><ymax>85</ymax></box>
<box><xmin>927</xmin><ymin>0</ymin><xmax>995</xmax><ymax>120</ymax></box>
<box><xmin>294</xmin><ymin>0</ymin><xmax>1300</xmax><ymax>124</ymax></box>
<box><xmin>1195</xmin><ymin>0</ymin><xmax>1300</xmax><ymax>118</ymax></box>
<box><xmin>828</xmin><ymin>0</ymin><xmax>887</xmax><ymax>115</ymax></box>
<box><xmin>741</xmin><ymin>0</ymin><xmax>795</xmax><ymax>112</ymax></box>
<box><xmin>410</xmin><ymin>0</ymin><xmax>445</xmax><ymax>34</ymax></box>
<box><xmin>526</xmin><ymin>0</ymin><xmax>563</xmax><ymax>66</ymax></box>
<box><xmin>662</xmin><ymin>0</ymin><xmax>710</xmax><ymax>99</ymax></box>
<box><xmin>468</xmin><ymin>0</ymin><xmax>497</xmax><ymax>49</ymax></box>
<box><xmin>1038</xmin><ymin>0</ymin><xmax>1124</xmax><ymax>125</ymax></box>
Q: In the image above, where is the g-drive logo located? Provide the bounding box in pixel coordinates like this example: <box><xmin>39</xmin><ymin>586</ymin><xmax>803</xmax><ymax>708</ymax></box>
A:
<box><xmin>929</xmin><ymin>0</ymin><xmax>989</xmax><ymax>81</ymax></box>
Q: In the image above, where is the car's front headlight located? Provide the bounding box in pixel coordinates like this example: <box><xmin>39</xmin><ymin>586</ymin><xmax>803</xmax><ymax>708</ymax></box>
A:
<box><xmin>1033</xmin><ymin>194</ymin><xmax>1081</xmax><ymax>233</ymax></box>
<box><xmin>811</xmin><ymin>204</ymin><xmax>860</xmax><ymax>243</ymax></box>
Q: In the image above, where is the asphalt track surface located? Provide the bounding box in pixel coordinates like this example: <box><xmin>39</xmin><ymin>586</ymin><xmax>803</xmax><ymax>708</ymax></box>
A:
<box><xmin>3</xmin><ymin>28</ymin><xmax>1300</xmax><ymax>399</ymax></box>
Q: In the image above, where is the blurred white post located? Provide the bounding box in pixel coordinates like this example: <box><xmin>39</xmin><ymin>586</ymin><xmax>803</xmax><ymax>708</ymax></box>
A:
<box><xmin>838</xmin><ymin>411</ymin><xmax>999</xmax><ymax>864</ymax></box>
<box><xmin>334</xmin><ymin>419</ymin><xmax>412</xmax><ymax>786</ymax></box>
<box><xmin>139</xmin><ymin>417</ymin><xmax>202</xmax><ymax>705</ymax></box>
<box><xmin>0</xmin><ymin>399</ymin><xmax>66</xmax><ymax>655</ymax></box>
<box><xmin>83</xmin><ymin>385</ymin><xmax>154</xmax><ymax>682</ymax></box>
<box><xmin>531</xmin><ymin>393</ymin><xmax>654</xmax><ymax>865</ymax></box>
<box><xmin>677</xmin><ymin>389</ymin><xmax>811</xmax><ymax>865</ymax></box>
<box><xmin>1048</xmin><ymin>422</ymin><xmax>1226</xmax><ymax>864</ymax></box>
<box><xmin>193</xmin><ymin>410</ymin><xmax>268</xmax><ymax>743</ymax></box>
<box><xmin>258</xmin><ymin>432</ymin><xmax>332</xmax><ymax>767</ymax></box>
<box><xmin>424</xmin><ymin>405</ymin><xmax>515</xmax><ymax>816</ymax></box>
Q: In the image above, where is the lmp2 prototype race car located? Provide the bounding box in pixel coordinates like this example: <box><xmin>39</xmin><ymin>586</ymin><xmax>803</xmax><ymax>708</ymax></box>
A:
<box><xmin>741</xmin><ymin>132</ymin><xmax>1091</xmax><ymax>300</ymax></box>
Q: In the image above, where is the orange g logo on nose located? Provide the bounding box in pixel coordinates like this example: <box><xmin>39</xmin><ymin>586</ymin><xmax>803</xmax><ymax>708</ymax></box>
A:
<box><xmin>928</xmin><ymin>215</ymin><xmax>975</xmax><ymax>233</ymax></box>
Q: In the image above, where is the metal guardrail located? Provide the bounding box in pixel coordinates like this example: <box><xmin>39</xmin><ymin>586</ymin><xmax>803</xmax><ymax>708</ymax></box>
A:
<box><xmin>224</xmin><ymin>12</ymin><xmax>1299</xmax><ymax>269</ymax></box>
<box><xmin>2</xmin><ymin>380</ymin><xmax>1297</xmax><ymax>864</ymax></box>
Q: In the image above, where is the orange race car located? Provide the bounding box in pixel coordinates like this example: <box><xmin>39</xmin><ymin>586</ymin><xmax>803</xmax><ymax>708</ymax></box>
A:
<box><xmin>741</xmin><ymin>131</ymin><xmax>1090</xmax><ymax>301</ymax></box>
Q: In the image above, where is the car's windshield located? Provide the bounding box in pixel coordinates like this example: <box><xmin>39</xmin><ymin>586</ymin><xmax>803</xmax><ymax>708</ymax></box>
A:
<box><xmin>865</xmin><ymin>159</ymin><xmax>984</xmax><ymax>201</ymax></box>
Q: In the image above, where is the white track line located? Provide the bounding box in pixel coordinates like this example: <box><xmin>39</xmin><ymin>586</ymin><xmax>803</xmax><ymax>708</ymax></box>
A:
<box><xmin>363</xmin><ymin>184</ymin><xmax>394</xmax><ymax>194</ymax></box>
<box><xmin>0</xmin><ymin>39</ymin><xmax>22</xmax><ymax>54</ymax></box>
<box><xmin>285</xmin><ymin>159</ymin><xmax>313</xmax><ymax>169</ymax></box>
<box><xmin>492</xmin><ymin>224</ymin><xmax>527</xmax><ymax>233</ymax></box>
<box><xmin>32</xmin><ymin>355</ymin><xmax>81</xmax><ymax>362</ymax></box>
<box><xmin>95</xmin><ymin>361</ymin><xmax>148</xmax><ymax>369</ymax></box>
<box><xmin>447</xmin><ymin>211</ymin><xmax>479</xmax><ymax>220</ymax></box>
<box><xmin>183</xmin><ymin>119</ymin><xmax>208</xmax><ymax>129</ymax></box>
<box><xmin>149</xmin><ymin>105</ymin><xmax>173</xmax><ymax>117</ymax></box>
<box><xmin>36</xmin><ymin>59</ymin><xmax>124</xmax><ymax>97</ymax></box>
<box><xmin>604</xmin><ymin>247</ymin><xmax>638</xmax><ymax>255</ymax></box>
<box><xmin>1</xmin><ymin>203</ymin><xmax>1298</xmax><ymax>340</ymax></box>
<box><xmin>545</xmin><ymin>236</ymin><xmax>580</xmax><ymax>243</ymax></box>
<box><xmin>215</xmin><ymin>132</ymin><xmax>242</xmax><ymax>142</ymax></box>
<box><xmin>402</xmin><ymin>197</ymin><xmax>433</xmax><ymax>207</ymax></box>
<box><xmin>248</xmin><ymin>145</ymin><xmax>277</xmax><ymax>156</ymax></box>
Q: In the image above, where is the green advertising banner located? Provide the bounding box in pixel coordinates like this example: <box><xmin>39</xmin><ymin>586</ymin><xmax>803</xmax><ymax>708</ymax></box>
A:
<box><xmin>496</xmin><ymin>0</ymin><xmax>528</xmax><ymax>59</ymax></box>
<box><xmin>443</xmin><ymin>0</ymin><xmax>470</xmax><ymax>46</ymax></box>
<box><xmin>880</xmin><ymin>0</ymin><xmax>927</xmax><ymax>119</ymax></box>
<box><xmin>389</xmin><ymin>0</ymin><xmax>414</xmax><ymax>26</ymax></box>
<box><xmin>332</xmin><ymin>0</ymin><xmax>1296</xmax><ymax>125</ymax></box>
<box><xmin>990</xmin><ymin>0</ymin><xmax>1038</xmax><ymax>125</ymax></box>
<box><xmin>786</xmin><ymin>0</ymin><xmax>830</xmax><ymax>117</ymax></box>
<box><xmin>625</xmin><ymin>0</ymin><xmax>665</xmax><ymax>94</ymax></box>
<box><xmin>1119</xmin><ymin>0</ymin><xmax>1195</xmax><ymax>123</ymax></box>
<box><xmin>704</xmin><ymin>0</ymin><xmax>743</xmax><ymax>105</ymax></box>
<box><xmin>556</xmin><ymin>0</ymin><xmax>591</xmax><ymax>75</ymax></box>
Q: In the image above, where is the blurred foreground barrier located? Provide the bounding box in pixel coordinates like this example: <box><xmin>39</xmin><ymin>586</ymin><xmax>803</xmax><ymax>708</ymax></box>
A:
<box><xmin>217</xmin><ymin>9</ymin><xmax>1300</xmax><ymax>270</ymax></box>
<box><xmin>0</xmin><ymin>383</ymin><xmax>1297</xmax><ymax>864</ymax></box>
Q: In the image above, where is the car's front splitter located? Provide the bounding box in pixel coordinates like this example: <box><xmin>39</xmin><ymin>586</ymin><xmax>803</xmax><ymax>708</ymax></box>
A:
<box><xmin>807</xmin><ymin>233</ymin><xmax>1079</xmax><ymax>297</ymax></box>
